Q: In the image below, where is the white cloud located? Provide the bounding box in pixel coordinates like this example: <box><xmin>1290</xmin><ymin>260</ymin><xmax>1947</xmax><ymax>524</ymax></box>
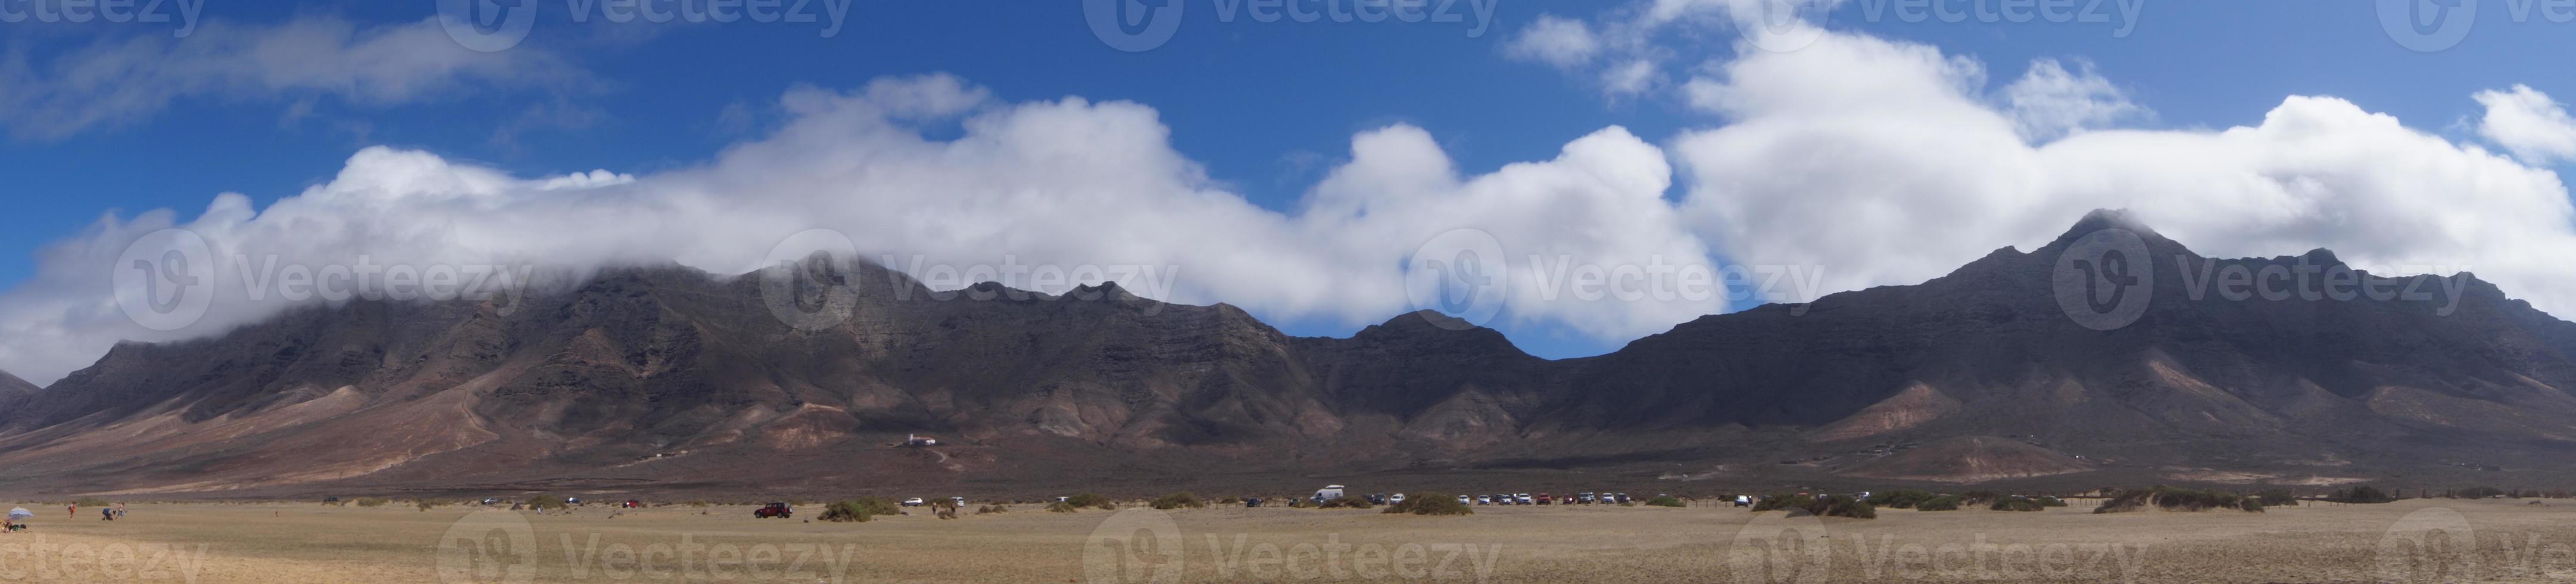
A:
<box><xmin>2003</xmin><ymin>58</ymin><xmax>2147</xmax><ymax>141</ymax></box>
<box><xmin>2474</xmin><ymin>84</ymin><xmax>2576</xmax><ymax>164</ymax></box>
<box><xmin>0</xmin><ymin>15</ymin><xmax>588</xmax><ymax>140</ymax></box>
<box><xmin>1507</xmin><ymin>0</ymin><xmax>1847</xmax><ymax>95</ymax></box>
<box><xmin>0</xmin><ymin>74</ymin><xmax>1719</xmax><ymax>384</ymax></box>
<box><xmin>1504</xmin><ymin>15</ymin><xmax>1602</xmax><ymax>68</ymax></box>
<box><xmin>1671</xmin><ymin>30</ymin><xmax>2576</xmax><ymax>321</ymax></box>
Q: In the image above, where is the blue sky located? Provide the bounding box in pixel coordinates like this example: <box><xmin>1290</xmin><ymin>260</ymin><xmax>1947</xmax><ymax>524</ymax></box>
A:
<box><xmin>5</xmin><ymin>0</ymin><xmax>2576</xmax><ymax>380</ymax></box>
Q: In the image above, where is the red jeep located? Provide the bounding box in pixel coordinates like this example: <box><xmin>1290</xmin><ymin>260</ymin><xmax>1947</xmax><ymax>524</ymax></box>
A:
<box><xmin>753</xmin><ymin>502</ymin><xmax>791</xmax><ymax>518</ymax></box>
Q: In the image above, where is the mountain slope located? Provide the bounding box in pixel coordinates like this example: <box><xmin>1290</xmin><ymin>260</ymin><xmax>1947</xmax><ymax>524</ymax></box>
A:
<box><xmin>5</xmin><ymin>210</ymin><xmax>2576</xmax><ymax>495</ymax></box>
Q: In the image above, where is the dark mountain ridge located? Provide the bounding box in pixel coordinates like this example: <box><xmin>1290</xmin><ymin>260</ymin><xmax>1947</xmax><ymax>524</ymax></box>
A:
<box><xmin>2</xmin><ymin>210</ymin><xmax>2571</xmax><ymax>496</ymax></box>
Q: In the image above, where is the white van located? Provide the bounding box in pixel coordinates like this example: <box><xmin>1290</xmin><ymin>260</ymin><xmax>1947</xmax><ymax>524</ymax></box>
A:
<box><xmin>1314</xmin><ymin>484</ymin><xmax>1347</xmax><ymax>501</ymax></box>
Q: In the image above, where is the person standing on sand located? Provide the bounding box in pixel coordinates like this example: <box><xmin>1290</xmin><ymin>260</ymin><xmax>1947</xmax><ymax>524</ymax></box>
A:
<box><xmin>114</xmin><ymin>503</ymin><xmax>124</xmax><ymax>519</ymax></box>
<box><xmin>64</xmin><ymin>504</ymin><xmax>72</xmax><ymax>520</ymax></box>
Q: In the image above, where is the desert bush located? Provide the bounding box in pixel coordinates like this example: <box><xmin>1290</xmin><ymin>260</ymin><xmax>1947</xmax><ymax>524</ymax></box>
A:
<box><xmin>523</xmin><ymin>496</ymin><xmax>567</xmax><ymax>511</ymax></box>
<box><xmin>2256</xmin><ymin>489</ymin><xmax>2296</xmax><ymax>507</ymax></box>
<box><xmin>2094</xmin><ymin>487</ymin><xmax>2263</xmax><ymax>514</ymax></box>
<box><xmin>1751</xmin><ymin>493</ymin><xmax>1872</xmax><ymax>518</ymax></box>
<box><xmin>2037</xmin><ymin>496</ymin><xmax>2069</xmax><ymax>508</ymax></box>
<box><xmin>1065</xmin><ymin>493</ymin><xmax>1115</xmax><ymax>510</ymax></box>
<box><xmin>2453</xmin><ymin>486</ymin><xmax>2508</xmax><ymax>499</ymax></box>
<box><xmin>1150</xmin><ymin>492</ymin><xmax>1206</xmax><ymax>510</ymax></box>
<box><xmin>975</xmin><ymin>504</ymin><xmax>1008</xmax><ymax>514</ymax></box>
<box><xmin>2327</xmin><ymin>486</ymin><xmax>2397</xmax><ymax>504</ymax></box>
<box><xmin>416</xmin><ymin>500</ymin><xmax>441</xmax><ymax>511</ymax></box>
<box><xmin>1958</xmin><ymin>491</ymin><xmax>2001</xmax><ymax>505</ymax></box>
<box><xmin>1643</xmin><ymin>495</ymin><xmax>1687</xmax><ymax>508</ymax></box>
<box><xmin>1383</xmin><ymin>492</ymin><xmax>1472</xmax><ymax>516</ymax></box>
<box><xmin>1751</xmin><ymin>494</ymin><xmax>1813</xmax><ymax>512</ymax></box>
<box><xmin>1810</xmin><ymin>495</ymin><xmax>1876</xmax><ymax>519</ymax></box>
<box><xmin>1914</xmin><ymin>495</ymin><xmax>1962</xmax><ymax>511</ymax></box>
<box><xmin>1046</xmin><ymin>501</ymin><xmax>1079</xmax><ymax>513</ymax></box>
<box><xmin>355</xmin><ymin>498</ymin><xmax>391</xmax><ymax>508</ymax></box>
<box><xmin>819</xmin><ymin>497</ymin><xmax>902</xmax><ymax>523</ymax></box>
<box><xmin>1318</xmin><ymin>497</ymin><xmax>1374</xmax><ymax>510</ymax></box>
<box><xmin>1868</xmin><ymin>490</ymin><xmax>1936</xmax><ymax>509</ymax></box>
<box><xmin>1989</xmin><ymin>496</ymin><xmax>2046</xmax><ymax>512</ymax></box>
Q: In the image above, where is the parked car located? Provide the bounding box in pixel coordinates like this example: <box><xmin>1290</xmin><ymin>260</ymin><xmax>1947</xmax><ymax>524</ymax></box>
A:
<box><xmin>1536</xmin><ymin>493</ymin><xmax>1554</xmax><ymax>505</ymax></box>
<box><xmin>1367</xmin><ymin>493</ymin><xmax>1388</xmax><ymax>505</ymax></box>
<box><xmin>1476</xmin><ymin>495</ymin><xmax>1492</xmax><ymax>505</ymax></box>
<box><xmin>1389</xmin><ymin>493</ymin><xmax>1406</xmax><ymax>505</ymax></box>
<box><xmin>902</xmin><ymin>498</ymin><xmax>926</xmax><ymax>507</ymax></box>
<box><xmin>479</xmin><ymin>498</ymin><xmax>500</xmax><ymax>505</ymax></box>
<box><xmin>1516</xmin><ymin>493</ymin><xmax>1533</xmax><ymax>505</ymax></box>
<box><xmin>753</xmin><ymin>502</ymin><xmax>791</xmax><ymax>518</ymax></box>
<box><xmin>1616</xmin><ymin>493</ymin><xmax>1633</xmax><ymax>504</ymax></box>
<box><xmin>1735</xmin><ymin>495</ymin><xmax>1753</xmax><ymax>507</ymax></box>
<box><xmin>1578</xmin><ymin>492</ymin><xmax>1596</xmax><ymax>504</ymax></box>
<box><xmin>1245</xmin><ymin>498</ymin><xmax>1263</xmax><ymax>508</ymax></box>
<box><xmin>1457</xmin><ymin>495</ymin><xmax>1472</xmax><ymax>505</ymax></box>
<box><xmin>622</xmin><ymin>499</ymin><xmax>642</xmax><ymax>508</ymax></box>
<box><xmin>950</xmin><ymin>496</ymin><xmax>966</xmax><ymax>507</ymax></box>
<box><xmin>565</xmin><ymin>497</ymin><xmax>582</xmax><ymax>505</ymax></box>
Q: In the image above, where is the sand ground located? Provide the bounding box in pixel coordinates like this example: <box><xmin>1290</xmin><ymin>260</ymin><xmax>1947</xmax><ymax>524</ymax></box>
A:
<box><xmin>0</xmin><ymin>498</ymin><xmax>2552</xmax><ymax>583</ymax></box>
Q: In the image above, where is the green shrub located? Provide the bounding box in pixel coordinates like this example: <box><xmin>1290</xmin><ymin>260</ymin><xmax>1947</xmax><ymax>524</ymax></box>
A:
<box><xmin>2453</xmin><ymin>487</ymin><xmax>2507</xmax><ymax>499</ymax></box>
<box><xmin>1751</xmin><ymin>494</ymin><xmax>1812</xmax><ymax>512</ymax></box>
<box><xmin>1150</xmin><ymin>492</ymin><xmax>1206</xmax><ymax>510</ymax></box>
<box><xmin>2037</xmin><ymin>496</ymin><xmax>2069</xmax><ymax>508</ymax></box>
<box><xmin>2094</xmin><ymin>487</ymin><xmax>2263</xmax><ymax>514</ymax></box>
<box><xmin>1065</xmin><ymin>493</ymin><xmax>1115</xmax><ymax>510</ymax></box>
<box><xmin>975</xmin><ymin>505</ymin><xmax>1008</xmax><ymax>514</ymax></box>
<box><xmin>1318</xmin><ymin>497</ymin><xmax>1374</xmax><ymax>510</ymax></box>
<box><xmin>1046</xmin><ymin>501</ymin><xmax>1080</xmax><ymax>513</ymax></box>
<box><xmin>819</xmin><ymin>497</ymin><xmax>902</xmax><ymax>523</ymax></box>
<box><xmin>1958</xmin><ymin>491</ymin><xmax>2001</xmax><ymax>505</ymax></box>
<box><xmin>1915</xmin><ymin>495</ymin><xmax>1962</xmax><ymax>511</ymax></box>
<box><xmin>1382</xmin><ymin>492</ymin><xmax>1473</xmax><ymax>516</ymax></box>
<box><xmin>523</xmin><ymin>496</ymin><xmax>567</xmax><ymax>511</ymax></box>
<box><xmin>354</xmin><ymin>498</ymin><xmax>391</xmax><ymax>508</ymax></box>
<box><xmin>1810</xmin><ymin>495</ymin><xmax>1876</xmax><ymax>519</ymax></box>
<box><xmin>1751</xmin><ymin>493</ymin><xmax>1873</xmax><ymax>518</ymax></box>
<box><xmin>1644</xmin><ymin>495</ymin><xmax>1687</xmax><ymax>508</ymax></box>
<box><xmin>2328</xmin><ymin>486</ymin><xmax>2396</xmax><ymax>504</ymax></box>
<box><xmin>1868</xmin><ymin>490</ymin><xmax>1936</xmax><ymax>509</ymax></box>
<box><xmin>2256</xmin><ymin>489</ymin><xmax>2296</xmax><ymax>507</ymax></box>
<box><xmin>1989</xmin><ymin>496</ymin><xmax>2046</xmax><ymax>512</ymax></box>
<box><xmin>416</xmin><ymin>500</ymin><xmax>441</xmax><ymax>511</ymax></box>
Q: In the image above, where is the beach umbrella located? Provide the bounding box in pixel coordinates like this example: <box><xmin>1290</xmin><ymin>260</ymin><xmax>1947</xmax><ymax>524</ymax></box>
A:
<box><xmin>7</xmin><ymin>508</ymin><xmax>30</xmax><ymax>520</ymax></box>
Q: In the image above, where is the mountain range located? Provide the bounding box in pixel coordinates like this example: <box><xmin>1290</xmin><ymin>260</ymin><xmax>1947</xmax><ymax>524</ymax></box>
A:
<box><xmin>0</xmin><ymin>210</ymin><xmax>2568</xmax><ymax>498</ymax></box>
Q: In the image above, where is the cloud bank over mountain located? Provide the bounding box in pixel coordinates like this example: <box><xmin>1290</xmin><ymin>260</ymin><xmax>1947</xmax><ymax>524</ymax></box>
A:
<box><xmin>8</xmin><ymin>15</ymin><xmax>2576</xmax><ymax>387</ymax></box>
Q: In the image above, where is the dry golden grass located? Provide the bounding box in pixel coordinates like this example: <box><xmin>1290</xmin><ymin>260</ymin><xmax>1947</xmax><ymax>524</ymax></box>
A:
<box><xmin>0</xmin><ymin>498</ymin><xmax>2565</xmax><ymax>582</ymax></box>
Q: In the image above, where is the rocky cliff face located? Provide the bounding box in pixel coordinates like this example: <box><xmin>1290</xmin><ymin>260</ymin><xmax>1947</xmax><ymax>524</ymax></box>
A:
<box><xmin>5</xmin><ymin>211</ymin><xmax>2575</xmax><ymax>495</ymax></box>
